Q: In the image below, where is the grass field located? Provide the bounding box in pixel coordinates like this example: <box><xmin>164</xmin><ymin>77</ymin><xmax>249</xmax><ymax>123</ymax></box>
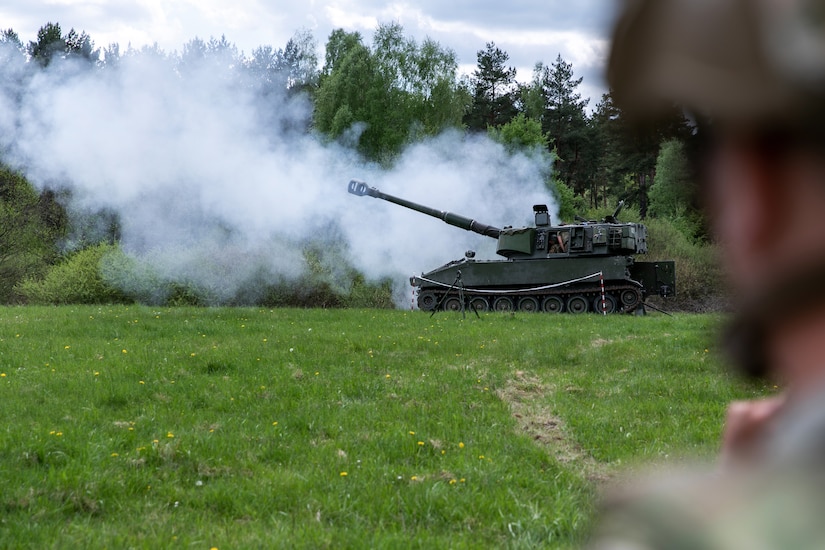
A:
<box><xmin>0</xmin><ymin>306</ymin><xmax>771</xmax><ymax>548</ymax></box>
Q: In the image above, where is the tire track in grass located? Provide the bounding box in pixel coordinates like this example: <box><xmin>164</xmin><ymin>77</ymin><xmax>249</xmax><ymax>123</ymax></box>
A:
<box><xmin>497</xmin><ymin>370</ymin><xmax>609</xmax><ymax>484</ymax></box>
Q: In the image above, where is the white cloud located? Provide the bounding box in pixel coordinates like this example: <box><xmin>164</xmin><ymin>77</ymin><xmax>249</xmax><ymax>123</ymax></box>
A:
<box><xmin>2</xmin><ymin>0</ymin><xmax>616</xmax><ymax>98</ymax></box>
<box><xmin>323</xmin><ymin>3</ymin><xmax>379</xmax><ymax>32</ymax></box>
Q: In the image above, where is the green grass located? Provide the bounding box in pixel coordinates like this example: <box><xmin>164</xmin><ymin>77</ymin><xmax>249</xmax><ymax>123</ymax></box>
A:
<box><xmin>0</xmin><ymin>307</ymin><xmax>771</xmax><ymax>548</ymax></box>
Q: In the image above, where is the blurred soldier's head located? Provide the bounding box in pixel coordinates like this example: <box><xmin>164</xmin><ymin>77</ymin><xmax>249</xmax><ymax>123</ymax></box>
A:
<box><xmin>609</xmin><ymin>0</ymin><xmax>825</xmax><ymax>385</ymax></box>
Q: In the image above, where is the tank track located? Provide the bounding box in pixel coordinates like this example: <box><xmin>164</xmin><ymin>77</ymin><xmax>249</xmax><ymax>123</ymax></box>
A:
<box><xmin>417</xmin><ymin>283</ymin><xmax>643</xmax><ymax>314</ymax></box>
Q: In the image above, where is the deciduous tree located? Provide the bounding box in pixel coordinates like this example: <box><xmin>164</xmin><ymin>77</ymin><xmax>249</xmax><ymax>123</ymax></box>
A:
<box><xmin>0</xmin><ymin>166</ymin><xmax>66</xmax><ymax>301</ymax></box>
<box><xmin>314</xmin><ymin>24</ymin><xmax>465</xmax><ymax>161</ymax></box>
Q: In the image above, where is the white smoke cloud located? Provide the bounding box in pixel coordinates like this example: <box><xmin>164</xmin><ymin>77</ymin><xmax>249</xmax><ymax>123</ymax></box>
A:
<box><xmin>1</xmin><ymin>43</ymin><xmax>556</xmax><ymax>305</ymax></box>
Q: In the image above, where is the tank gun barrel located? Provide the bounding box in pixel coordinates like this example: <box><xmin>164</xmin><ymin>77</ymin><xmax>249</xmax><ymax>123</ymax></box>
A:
<box><xmin>348</xmin><ymin>180</ymin><xmax>501</xmax><ymax>239</ymax></box>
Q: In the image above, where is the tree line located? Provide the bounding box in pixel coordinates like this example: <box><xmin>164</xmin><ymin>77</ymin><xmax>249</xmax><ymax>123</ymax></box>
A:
<box><xmin>0</xmin><ymin>22</ymin><xmax>717</xmax><ymax>309</ymax></box>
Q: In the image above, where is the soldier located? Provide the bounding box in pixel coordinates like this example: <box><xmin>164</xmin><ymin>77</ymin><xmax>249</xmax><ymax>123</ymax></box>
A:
<box><xmin>590</xmin><ymin>0</ymin><xmax>825</xmax><ymax>547</ymax></box>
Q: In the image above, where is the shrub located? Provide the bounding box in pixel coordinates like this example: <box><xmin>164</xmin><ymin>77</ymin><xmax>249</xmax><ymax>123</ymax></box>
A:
<box><xmin>257</xmin><ymin>278</ymin><xmax>345</xmax><ymax>309</ymax></box>
<box><xmin>14</xmin><ymin>240</ymin><xmax>399</xmax><ymax>308</ymax></box>
<box><xmin>15</xmin><ymin>243</ymin><xmax>133</xmax><ymax>305</ymax></box>
<box><xmin>644</xmin><ymin>217</ymin><xmax>725</xmax><ymax>311</ymax></box>
<box><xmin>0</xmin><ymin>166</ymin><xmax>66</xmax><ymax>303</ymax></box>
<box><xmin>343</xmin><ymin>273</ymin><xmax>395</xmax><ymax>308</ymax></box>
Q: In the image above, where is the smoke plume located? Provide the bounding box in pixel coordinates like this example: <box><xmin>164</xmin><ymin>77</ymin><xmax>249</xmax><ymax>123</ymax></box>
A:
<box><xmin>0</xmin><ymin>43</ymin><xmax>556</xmax><ymax>305</ymax></box>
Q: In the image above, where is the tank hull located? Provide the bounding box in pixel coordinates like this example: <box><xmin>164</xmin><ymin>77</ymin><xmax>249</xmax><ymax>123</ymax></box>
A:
<box><xmin>411</xmin><ymin>255</ymin><xmax>649</xmax><ymax>314</ymax></box>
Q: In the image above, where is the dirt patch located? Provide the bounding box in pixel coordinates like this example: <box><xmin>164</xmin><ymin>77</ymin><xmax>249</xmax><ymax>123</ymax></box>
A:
<box><xmin>497</xmin><ymin>370</ymin><xmax>609</xmax><ymax>483</ymax></box>
<box><xmin>590</xmin><ymin>338</ymin><xmax>612</xmax><ymax>348</ymax></box>
<box><xmin>590</xmin><ymin>335</ymin><xmax>639</xmax><ymax>349</ymax></box>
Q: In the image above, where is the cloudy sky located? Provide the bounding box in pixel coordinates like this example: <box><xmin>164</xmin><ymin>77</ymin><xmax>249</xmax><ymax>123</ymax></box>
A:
<box><xmin>2</xmin><ymin>0</ymin><xmax>618</xmax><ymax>104</ymax></box>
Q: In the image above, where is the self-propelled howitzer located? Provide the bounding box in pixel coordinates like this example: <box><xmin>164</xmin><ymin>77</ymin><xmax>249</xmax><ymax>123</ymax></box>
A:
<box><xmin>348</xmin><ymin>180</ymin><xmax>675</xmax><ymax>313</ymax></box>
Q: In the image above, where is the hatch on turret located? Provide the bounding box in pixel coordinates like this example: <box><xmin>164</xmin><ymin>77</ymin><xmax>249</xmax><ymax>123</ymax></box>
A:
<box><xmin>533</xmin><ymin>205</ymin><xmax>550</xmax><ymax>227</ymax></box>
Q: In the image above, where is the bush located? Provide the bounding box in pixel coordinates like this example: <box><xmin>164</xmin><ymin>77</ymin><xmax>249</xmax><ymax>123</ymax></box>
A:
<box><xmin>14</xmin><ymin>240</ymin><xmax>399</xmax><ymax>308</ymax></box>
<box><xmin>0</xmin><ymin>166</ymin><xmax>66</xmax><ymax>303</ymax></box>
<box><xmin>15</xmin><ymin>243</ymin><xmax>133</xmax><ymax>305</ymax></box>
<box><xmin>343</xmin><ymin>273</ymin><xmax>395</xmax><ymax>308</ymax></box>
<box><xmin>644</xmin><ymin>217</ymin><xmax>725</xmax><ymax>311</ymax></box>
<box><xmin>98</xmin><ymin>246</ymin><xmax>176</xmax><ymax>304</ymax></box>
<box><xmin>2</xmin><ymin>252</ymin><xmax>50</xmax><ymax>304</ymax></box>
<box><xmin>255</xmin><ymin>278</ymin><xmax>345</xmax><ymax>309</ymax></box>
<box><xmin>251</xmin><ymin>273</ymin><xmax>394</xmax><ymax>309</ymax></box>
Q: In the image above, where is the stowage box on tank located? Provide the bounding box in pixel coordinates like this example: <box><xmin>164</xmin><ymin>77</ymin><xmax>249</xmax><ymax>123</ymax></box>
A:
<box><xmin>348</xmin><ymin>180</ymin><xmax>675</xmax><ymax>313</ymax></box>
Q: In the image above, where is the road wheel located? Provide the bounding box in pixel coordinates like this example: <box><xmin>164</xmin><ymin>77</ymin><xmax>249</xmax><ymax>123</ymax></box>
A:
<box><xmin>492</xmin><ymin>297</ymin><xmax>514</xmax><ymax>312</ymax></box>
<box><xmin>443</xmin><ymin>297</ymin><xmax>462</xmax><ymax>311</ymax></box>
<box><xmin>469</xmin><ymin>296</ymin><xmax>489</xmax><ymax>312</ymax></box>
<box><xmin>418</xmin><ymin>291</ymin><xmax>438</xmax><ymax>311</ymax></box>
<box><xmin>542</xmin><ymin>295</ymin><xmax>564</xmax><ymax>313</ymax></box>
<box><xmin>517</xmin><ymin>296</ymin><xmax>540</xmax><ymax>312</ymax></box>
<box><xmin>566</xmin><ymin>295</ymin><xmax>589</xmax><ymax>314</ymax></box>
<box><xmin>620</xmin><ymin>288</ymin><xmax>642</xmax><ymax>310</ymax></box>
<box><xmin>593</xmin><ymin>294</ymin><xmax>617</xmax><ymax>314</ymax></box>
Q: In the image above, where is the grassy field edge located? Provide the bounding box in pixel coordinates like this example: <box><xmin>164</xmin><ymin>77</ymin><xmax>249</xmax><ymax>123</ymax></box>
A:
<box><xmin>0</xmin><ymin>306</ymin><xmax>771</xmax><ymax>548</ymax></box>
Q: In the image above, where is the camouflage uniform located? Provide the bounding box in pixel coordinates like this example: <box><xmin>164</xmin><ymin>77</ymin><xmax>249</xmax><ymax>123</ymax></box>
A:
<box><xmin>590</xmin><ymin>393</ymin><xmax>825</xmax><ymax>549</ymax></box>
<box><xmin>590</xmin><ymin>1</ymin><xmax>825</xmax><ymax>548</ymax></box>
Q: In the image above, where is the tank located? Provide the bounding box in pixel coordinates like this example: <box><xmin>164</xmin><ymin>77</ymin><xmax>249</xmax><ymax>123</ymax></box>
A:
<box><xmin>348</xmin><ymin>180</ymin><xmax>675</xmax><ymax>313</ymax></box>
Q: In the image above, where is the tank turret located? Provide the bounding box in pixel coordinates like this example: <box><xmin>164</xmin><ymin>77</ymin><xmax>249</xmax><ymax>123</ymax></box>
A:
<box><xmin>348</xmin><ymin>180</ymin><xmax>675</xmax><ymax>313</ymax></box>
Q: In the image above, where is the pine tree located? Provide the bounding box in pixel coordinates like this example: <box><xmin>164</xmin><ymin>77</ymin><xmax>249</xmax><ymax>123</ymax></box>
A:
<box><xmin>463</xmin><ymin>42</ymin><xmax>518</xmax><ymax>131</ymax></box>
